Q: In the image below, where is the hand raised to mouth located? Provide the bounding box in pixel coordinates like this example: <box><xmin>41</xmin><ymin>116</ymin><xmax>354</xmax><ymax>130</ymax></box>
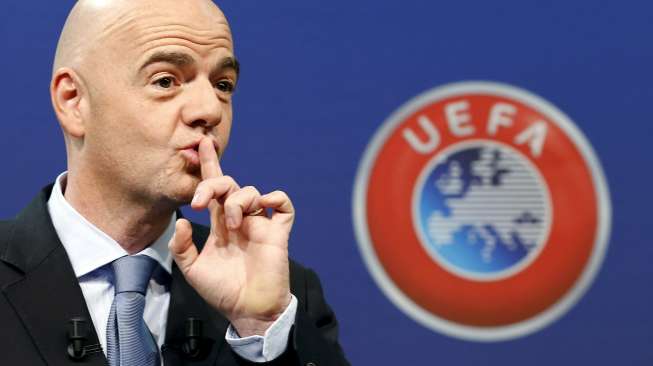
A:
<box><xmin>169</xmin><ymin>137</ymin><xmax>294</xmax><ymax>337</ymax></box>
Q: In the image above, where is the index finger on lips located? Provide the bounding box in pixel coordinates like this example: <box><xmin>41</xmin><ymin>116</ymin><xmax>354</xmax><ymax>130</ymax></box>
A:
<box><xmin>199</xmin><ymin>137</ymin><xmax>223</xmax><ymax>179</ymax></box>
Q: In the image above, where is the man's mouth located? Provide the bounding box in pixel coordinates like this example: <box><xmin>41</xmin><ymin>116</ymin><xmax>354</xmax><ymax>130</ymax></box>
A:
<box><xmin>179</xmin><ymin>137</ymin><xmax>221</xmax><ymax>173</ymax></box>
<box><xmin>180</xmin><ymin>143</ymin><xmax>201</xmax><ymax>166</ymax></box>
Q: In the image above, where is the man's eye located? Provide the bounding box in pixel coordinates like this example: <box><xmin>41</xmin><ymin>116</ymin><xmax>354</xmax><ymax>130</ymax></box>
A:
<box><xmin>215</xmin><ymin>80</ymin><xmax>235</xmax><ymax>93</ymax></box>
<box><xmin>154</xmin><ymin>77</ymin><xmax>174</xmax><ymax>89</ymax></box>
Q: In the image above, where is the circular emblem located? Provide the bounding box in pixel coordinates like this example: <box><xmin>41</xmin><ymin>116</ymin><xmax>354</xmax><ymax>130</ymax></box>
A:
<box><xmin>353</xmin><ymin>81</ymin><xmax>611</xmax><ymax>341</ymax></box>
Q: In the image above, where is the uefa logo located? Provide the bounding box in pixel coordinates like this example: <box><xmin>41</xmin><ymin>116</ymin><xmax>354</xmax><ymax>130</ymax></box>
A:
<box><xmin>353</xmin><ymin>81</ymin><xmax>611</xmax><ymax>341</ymax></box>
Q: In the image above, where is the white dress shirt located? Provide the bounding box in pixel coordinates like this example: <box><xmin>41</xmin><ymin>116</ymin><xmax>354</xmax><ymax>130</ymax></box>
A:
<box><xmin>47</xmin><ymin>173</ymin><xmax>297</xmax><ymax>362</ymax></box>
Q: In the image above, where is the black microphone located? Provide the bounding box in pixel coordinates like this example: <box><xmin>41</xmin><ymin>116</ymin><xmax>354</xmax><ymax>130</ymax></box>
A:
<box><xmin>66</xmin><ymin>317</ymin><xmax>103</xmax><ymax>361</ymax></box>
<box><xmin>66</xmin><ymin>317</ymin><xmax>88</xmax><ymax>360</ymax></box>
<box><xmin>182</xmin><ymin>317</ymin><xmax>203</xmax><ymax>359</ymax></box>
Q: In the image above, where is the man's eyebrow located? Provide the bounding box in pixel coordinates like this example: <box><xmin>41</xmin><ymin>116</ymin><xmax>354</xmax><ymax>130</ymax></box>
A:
<box><xmin>215</xmin><ymin>56</ymin><xmax>240</xmax><ymax>78</ymax></box>
<box><xmin>138</xmin><ymin>52</ymin><xmax>240</xmax><ymax>78</ymax></box>
<box><xmin>138</xmin><ymin>51</ymin><xmax>195</xmax><ymax>72</ymax></box>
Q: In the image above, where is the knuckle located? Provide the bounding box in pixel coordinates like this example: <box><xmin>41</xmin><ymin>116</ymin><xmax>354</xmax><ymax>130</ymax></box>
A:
<box><xmin>223</xmin><ymin>197</ymin><xmax>239</xmax><ymax>210</ymax></box>
<box><xmin>201</xmin><ymin>178</ymin><xmax>219</xmax><ymax>189</ymax></box>
<box><xmin>223</xmin><ymin>175</ymin><xmax>237</xmax><ymax>186</ymax></box>
<box><xmin>275</xmin><ymin>190</ymin><xmax>290</xmax><ymax>200</ymax></box>
<box><xmin>197</xmin><ymin>182</ymin><xmax>213</xmax><ymax>195</ymax></box>
<box><xmin>224</xmin><ymin>191</ymin><xmax>246</xmax><ymax>207</ymax></box>
<box><xmin>243</xmin><ymin>185</ymin><xmax>260</xmax><ymax>195</ymax></box>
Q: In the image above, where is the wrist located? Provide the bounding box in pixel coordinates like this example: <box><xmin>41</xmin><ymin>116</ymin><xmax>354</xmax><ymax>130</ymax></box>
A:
<box><xmin>229</xmin><ymin>293</ymin><xmax>293</xmax><ymax>337</ymax></box>
<box><xmin>230</xmin><ymin>319</ymin><xmax>275</xmax><ymax>337</ymax></box>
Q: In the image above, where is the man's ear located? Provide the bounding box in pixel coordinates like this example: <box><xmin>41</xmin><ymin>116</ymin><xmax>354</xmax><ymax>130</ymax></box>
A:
<box><xmin>50</xmin><ymin>68</ymin><xmax>86</xmax><ymax>138</ymax></box>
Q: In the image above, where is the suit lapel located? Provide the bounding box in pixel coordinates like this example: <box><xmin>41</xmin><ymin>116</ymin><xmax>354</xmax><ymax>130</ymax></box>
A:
<box><xmin>0</xmin><ymin>187</ymin><xmax>106</xmax><ymax>365</ymax></box>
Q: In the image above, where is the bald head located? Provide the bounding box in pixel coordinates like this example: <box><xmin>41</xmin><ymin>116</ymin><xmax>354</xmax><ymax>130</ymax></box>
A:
<box><xmin>50</xmin><ymin>0</ymin><xmax>237</xmax><ymax>200</ymax></box>
<box><xmin>53</xmin><ymin>0</ymin><xmax>229</xmax><ymax>73</ymax></box>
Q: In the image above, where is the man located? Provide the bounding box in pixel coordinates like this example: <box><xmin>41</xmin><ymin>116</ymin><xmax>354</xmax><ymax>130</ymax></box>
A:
<box><xmin>0</xmin><ymin>0</ymin><xmax>350</xmax><ymax>365</ymax></box>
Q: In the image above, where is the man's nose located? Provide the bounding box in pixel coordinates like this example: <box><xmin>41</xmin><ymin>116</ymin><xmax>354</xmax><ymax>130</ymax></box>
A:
<box><xmin>182</xmin><ymin>79</ymin><xmax>222</xmax><ymax>129</ymax></box>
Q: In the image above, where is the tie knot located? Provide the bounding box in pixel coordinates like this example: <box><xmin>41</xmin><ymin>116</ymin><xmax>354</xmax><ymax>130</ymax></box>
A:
<box><xmin>112</xmin><ymin>255</ymin><xmax>157</xmax><ymax>295</ymax></box>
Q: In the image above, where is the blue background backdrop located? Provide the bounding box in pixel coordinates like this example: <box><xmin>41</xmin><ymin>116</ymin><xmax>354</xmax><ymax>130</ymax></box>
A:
<box><xmin>1</xmin><ymin>1</ymin><xmax>651</xmax><ymax>364</ymax></box>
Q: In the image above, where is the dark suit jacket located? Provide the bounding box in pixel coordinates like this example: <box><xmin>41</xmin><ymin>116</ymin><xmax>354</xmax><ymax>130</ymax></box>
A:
<box><xmin>0</xmin><ymin>186</ymin><xmax>350</xmax><ymax>365</ymax></box>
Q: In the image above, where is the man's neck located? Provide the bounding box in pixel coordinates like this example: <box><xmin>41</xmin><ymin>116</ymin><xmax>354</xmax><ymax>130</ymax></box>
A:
<box><xmin>62</xmin><ymin>172</ymin><xmax>175</xmax><ymax>255</ymax></box>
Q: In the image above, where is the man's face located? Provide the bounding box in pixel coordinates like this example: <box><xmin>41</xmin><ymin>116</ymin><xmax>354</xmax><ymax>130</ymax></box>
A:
<box><xmin>79</xmin><ymin>0</ymin><xmax>237</xmax><ymax>205</ymax></box>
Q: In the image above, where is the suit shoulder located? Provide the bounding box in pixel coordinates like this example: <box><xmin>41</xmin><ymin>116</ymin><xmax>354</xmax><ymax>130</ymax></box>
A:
<box><xmin>0</xmin><ymin>219</ymin><xmax>15</xmax><ymax>250</ymax></box>
<box><xmin>0</xmin><ymin>219</ymin><xmax>14</xmax><ymax>231</ymax></box>
<box><xmin>0</xmin><ymin>220</ymin><xmax>22</xmax><ymax>283</ymax></box>
<box><xmin>289</xmin><ymin>258</ymin><xmax>310</xmax><ymax>277</ymax></box>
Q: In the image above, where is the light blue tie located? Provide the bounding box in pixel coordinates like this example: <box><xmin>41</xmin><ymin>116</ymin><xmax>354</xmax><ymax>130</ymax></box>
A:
<box><xmin>106</xmin><ymin>255</ymin><xmax>161</xmax><ymax>366</ymax></box>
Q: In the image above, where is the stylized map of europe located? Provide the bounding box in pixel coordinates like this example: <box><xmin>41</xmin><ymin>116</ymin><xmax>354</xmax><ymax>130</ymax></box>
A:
<box><xmin>425</xmin><ymin>145</ymin><xmax>548</xmax><ymax>273</ymax></box>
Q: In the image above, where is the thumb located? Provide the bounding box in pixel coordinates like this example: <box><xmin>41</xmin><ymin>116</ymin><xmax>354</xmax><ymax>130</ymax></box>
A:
<box><xmin>168</xmin><ymin>218</ymin><xmax>198</xmax><ymax>275</ymax></box>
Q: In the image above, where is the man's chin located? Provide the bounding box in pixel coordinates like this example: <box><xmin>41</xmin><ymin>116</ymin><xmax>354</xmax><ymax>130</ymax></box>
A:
<box><xmin>164</xmin><ymin>173</ymin><xmax>201</xmax><ymax>206</ymax></box>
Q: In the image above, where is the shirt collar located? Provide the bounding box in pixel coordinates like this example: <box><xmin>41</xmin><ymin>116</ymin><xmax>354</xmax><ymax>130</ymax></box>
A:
<box><xmin>47</xmin><ymin>172</ymin><xmax>175</xmax><ymax>278</ymax></box>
